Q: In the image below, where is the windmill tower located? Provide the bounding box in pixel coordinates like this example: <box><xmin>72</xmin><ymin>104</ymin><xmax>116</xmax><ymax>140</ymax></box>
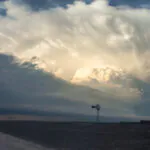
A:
<box><xmin>91</xmin><ymin>104</ymin><xmax>101</xmax><ymax>122</ymax></box>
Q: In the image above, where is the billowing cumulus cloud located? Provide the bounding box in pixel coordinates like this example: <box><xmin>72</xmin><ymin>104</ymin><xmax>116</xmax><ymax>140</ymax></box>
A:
<box><xmin>71</xmin><ymin>67</ymin><xmax>143</xmax><ymax>99</ymax></box>
<box><xmin>1</xmin><ymin>0</ymin><xmax>150</xmax><ymax>117</ymax></box>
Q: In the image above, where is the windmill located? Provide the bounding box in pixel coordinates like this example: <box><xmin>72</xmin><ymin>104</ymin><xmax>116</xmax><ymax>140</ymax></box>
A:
<box><xmin>91</xmin><ymin>104</ymin><xmax>101</xmax><ymax>122</ymax></box>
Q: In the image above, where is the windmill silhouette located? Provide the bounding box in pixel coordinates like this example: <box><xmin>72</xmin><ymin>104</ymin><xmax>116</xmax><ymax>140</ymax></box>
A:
<box><xmin>91</xmin><ymin>104</ymin><xmax>101</xmax><ymax>122</ymax></box>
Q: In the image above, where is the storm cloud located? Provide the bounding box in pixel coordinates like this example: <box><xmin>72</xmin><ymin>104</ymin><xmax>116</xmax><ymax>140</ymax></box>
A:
<box><xmin>0</xmin><ymin>0</ymin><xmax>150</xmax><ymax>118</ymax></box>
<box><xmin>0</xmin><ymin>53</ymin><xmax>141</xmax><ymax>117</ymax></box>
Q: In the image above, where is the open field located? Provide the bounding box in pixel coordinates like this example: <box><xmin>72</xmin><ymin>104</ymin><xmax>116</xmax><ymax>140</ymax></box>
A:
<box><xmin>0</xmin><ymin>120</ymin><xmax>150</xmax><ymax>149</ymax></box>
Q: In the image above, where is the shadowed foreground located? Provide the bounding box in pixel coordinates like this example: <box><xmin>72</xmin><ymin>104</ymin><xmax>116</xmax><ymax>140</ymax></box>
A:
<box><xmin>0</xmin><ymin>121</ymin><xmax>150</xmax><ymax>150</ymax></box>
<box><xmin>0</xmin><ymin>132</ymin><xmax>53</xmax><ymax>150</ymax></box>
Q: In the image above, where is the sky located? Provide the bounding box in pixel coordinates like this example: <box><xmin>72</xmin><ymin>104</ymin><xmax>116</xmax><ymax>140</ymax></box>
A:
<box><xmin>1</xmin><ymin>0</ymin><xmax>150</xmax><ymax>120</ymax></box>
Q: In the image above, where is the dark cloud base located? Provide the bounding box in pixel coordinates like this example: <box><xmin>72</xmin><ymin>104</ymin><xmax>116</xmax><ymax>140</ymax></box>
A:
<box><xmin>0</xmin><ymin>54</ymin><xmax>89</xmax><ymax>115</ymax></box>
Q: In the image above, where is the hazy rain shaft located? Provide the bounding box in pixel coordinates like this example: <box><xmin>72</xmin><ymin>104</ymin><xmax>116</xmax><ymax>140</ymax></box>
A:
<box><xmin>1</xmin><ymin>0</ymin><xmax>150</xmax><ymax>115</ymax></box>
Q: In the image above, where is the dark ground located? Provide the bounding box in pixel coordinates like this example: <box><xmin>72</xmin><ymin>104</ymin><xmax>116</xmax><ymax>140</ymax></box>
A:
<box><xmin>0</xmin><ymin>121</ymin><xmax>150</xmax><ymax>150</ymax></box>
